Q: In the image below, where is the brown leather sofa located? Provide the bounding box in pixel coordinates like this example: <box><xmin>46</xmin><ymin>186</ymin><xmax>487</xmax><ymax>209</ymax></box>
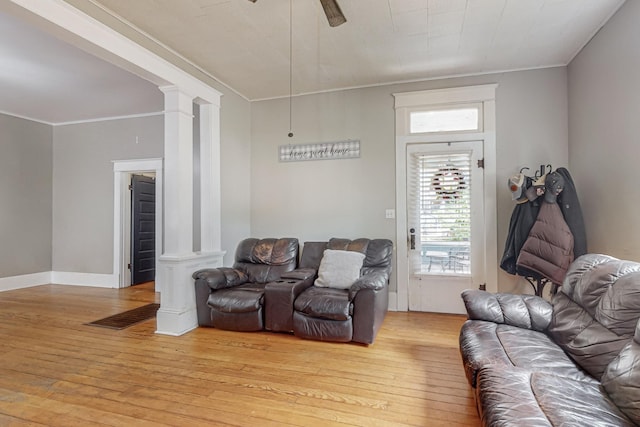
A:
<box><xmin>192</xmin><ymin>237</ymin><xmax>393</xmax><ymax>345</ymax></box>
<box><xmin>459</xmin><ymin>254</ymin><xmax>640</xmax><ymax>426</ymax></box>
<box><xmin>292</xmin><ymin>238</ymin><xmax>393</xmax><ymax>344</ymax></box>
<box><xmin>192</xmin><ymin>237</ymin><xmax>299</xmax><ymax>331</ymax></box>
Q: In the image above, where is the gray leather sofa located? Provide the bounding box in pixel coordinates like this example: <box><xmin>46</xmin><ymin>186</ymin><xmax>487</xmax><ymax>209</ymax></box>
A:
<box><xmin>459</xmin><ymin>254</ymin><xmax>640</xmax><ymax>426</ymax></box>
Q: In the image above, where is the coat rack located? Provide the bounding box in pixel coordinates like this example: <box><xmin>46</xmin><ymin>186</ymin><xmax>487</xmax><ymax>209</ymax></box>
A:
<box><xmin>520</xmin><ymin>164</ymin><xmax>552</xmax><ymax>179</ymax></box>
<box><xmin>522</xmin><ymin>276</ymin><xmax>559</xmax><ymax>297</ymax></box>
<box><xmin>517</xmin><ymin>163</ymin><xmax>557</xmax><ymax>298</ymax></box>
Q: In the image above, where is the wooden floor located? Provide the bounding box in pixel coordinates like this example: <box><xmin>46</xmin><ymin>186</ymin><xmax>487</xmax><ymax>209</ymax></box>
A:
<box><xmin>0</xmin><ymin>283</ymin><xmax>480</xmax><ymax>427</ymax></box>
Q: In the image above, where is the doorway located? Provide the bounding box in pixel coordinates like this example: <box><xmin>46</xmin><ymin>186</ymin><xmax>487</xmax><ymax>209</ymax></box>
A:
<box><xmin>393</xmin><ymin>85</ymin><xmax>498</xmax><ymax>313</ymax></box>
<box><xmin>130</xmin><ymin>174</ymin><xmax>156</xmax><ymax>285</ymax></box>
<box><xmin>406</xmin><ymin>141</ymin><xmax>484</xmax><ymax>313</ymax></box>
<box><xmin>113</xmin><ymin>158</ymin><xmax>163</xmax><ymax>289</ymax></box>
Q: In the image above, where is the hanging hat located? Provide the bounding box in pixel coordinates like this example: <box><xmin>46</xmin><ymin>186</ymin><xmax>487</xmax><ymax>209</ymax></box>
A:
<box><xmin>508</xmin><ymin>173</ymin><xmax>525</xmax><ymax>200</ymax></box>
<box><xmin>533</xmin><ymin>173</ymin><xmax>547</xmax><ymax>187</ymax></box>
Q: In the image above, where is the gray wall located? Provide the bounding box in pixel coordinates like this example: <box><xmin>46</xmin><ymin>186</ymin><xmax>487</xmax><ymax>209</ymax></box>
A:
<box><xmin>250</xmin><ymin>67</ymin><xmax>569</xmax><ymax>293</ymax></box>
<box><xmin>219</xmin><ymin>90</ymin><xmax>252</xmax><ymax>266</ymax></box>
<box><xmin>51</xmin><ymin>87</ymin><xmax>252</xmax><ymax>274</ymax></box>
<box><xmin>568</xmin><ymin>0</ymin><xmax>640</xmax><ymax>261</ymax></box>
<box><xmin>2</xmin><ymin>66</ymin><xmax>568</xmax><ymax>296</ymax></box>
<box><xmin>0</xmin><ymin>114</ymin><xmax>52</xmax><ymax>277</ymax></box>
<box><xmin>52</xmin><ymin>115</ymin><xmax>164</xmax><ymax>274</ymax></box>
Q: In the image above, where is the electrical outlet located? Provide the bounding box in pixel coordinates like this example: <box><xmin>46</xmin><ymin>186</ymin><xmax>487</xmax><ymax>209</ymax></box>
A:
<box><xmin>385</xmin><ymin>209</ymin><xmax>395</xmax><ymax>219</ymax></box>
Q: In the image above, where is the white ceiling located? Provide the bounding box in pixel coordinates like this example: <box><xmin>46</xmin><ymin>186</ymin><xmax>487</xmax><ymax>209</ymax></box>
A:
<box><xmin>0</xmin><ymin>0</ymin><xmax>626</xmax><ymax>124</ymax></box>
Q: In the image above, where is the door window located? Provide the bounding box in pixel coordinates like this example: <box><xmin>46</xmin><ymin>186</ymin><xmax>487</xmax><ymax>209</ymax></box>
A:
<box><xmin>411</xmin><ymin>150</ymin><xmax>472</xmax><ymax>275</ymax></box>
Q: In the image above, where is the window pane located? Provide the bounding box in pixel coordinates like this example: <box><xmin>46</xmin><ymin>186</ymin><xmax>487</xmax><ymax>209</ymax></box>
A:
<box><xmin>416</xmin><ymin>152</ymin><xmax>471</xmax><ymax>275</ymax></box>
<box><xmin>410</xmin><ymin>108</ymin><xmax>479</xmax><ymax>133</ymax></box>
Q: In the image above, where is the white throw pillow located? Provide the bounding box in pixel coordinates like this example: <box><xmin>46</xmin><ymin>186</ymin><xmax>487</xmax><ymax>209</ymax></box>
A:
<box><xmin>314</xmin><ymin>249</ymin><xmax>366</xmax><ymax>289</ymax></box>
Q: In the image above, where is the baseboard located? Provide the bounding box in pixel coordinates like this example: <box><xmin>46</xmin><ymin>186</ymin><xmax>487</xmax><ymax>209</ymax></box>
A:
<box><xmin>0</xmin><ymin>272</ymin><xmax>52</xmax><ymax>292</ymax></box>
<box><xmin>51</xmin><ymin>272</ymin><xmax>118</xmax><ymax>288</ymax></box>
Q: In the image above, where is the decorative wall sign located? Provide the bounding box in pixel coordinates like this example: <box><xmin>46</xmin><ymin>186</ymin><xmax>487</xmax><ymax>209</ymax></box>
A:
<box><xmin>279</xmin><ymin>140</ymin><xmax>360</xmax><ymax>162</ymax></box>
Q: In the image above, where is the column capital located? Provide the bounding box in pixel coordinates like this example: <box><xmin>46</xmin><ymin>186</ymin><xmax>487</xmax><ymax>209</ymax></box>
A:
<box><xmin>160</xmin><ymin>85</ymin><xmax>196</xmax><ymax>117</ymax></box>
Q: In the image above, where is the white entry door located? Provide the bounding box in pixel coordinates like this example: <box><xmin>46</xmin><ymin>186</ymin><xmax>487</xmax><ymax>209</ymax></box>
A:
<box><xmin>406</xmin><ymin>141</ymin><xmax>485</xmax><ymax>313</ymax></box>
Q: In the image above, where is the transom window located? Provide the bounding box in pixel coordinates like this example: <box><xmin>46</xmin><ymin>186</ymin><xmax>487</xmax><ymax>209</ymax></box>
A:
<box><xmin>409</xmin><ymin>104</ymin><xmax>481</xmax><ymax>134</ymax></box>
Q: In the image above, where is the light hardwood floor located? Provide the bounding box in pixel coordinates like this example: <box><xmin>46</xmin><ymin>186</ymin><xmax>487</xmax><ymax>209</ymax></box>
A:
<box><xmin>0</xmin><ymin>283</ymin><xmax>480</xmax><ymax>427</ymax></box>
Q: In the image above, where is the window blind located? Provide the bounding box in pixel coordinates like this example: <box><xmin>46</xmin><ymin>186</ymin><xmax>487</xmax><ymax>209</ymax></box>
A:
<box><xmin>416</xmin><ymin>152</ymin><xmax>472</xmax><ymax>246</ymax></box>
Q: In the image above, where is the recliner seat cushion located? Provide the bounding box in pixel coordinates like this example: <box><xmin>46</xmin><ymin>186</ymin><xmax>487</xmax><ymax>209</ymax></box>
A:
<box><xmin>294</xmin><ymin>286</ymin><xmax>352</xmax><ymax>321</ymax></box>
<box><xmin>476</xmin><ymin>367</ymin><xmax>634</xmax><ymax>427</ymax></box>
<box><xmin>207</xmin><ymin>283</ymin><xmax>266</xmax><ymax>313</ymax></box>
<box><xmin>460</xmin><ymin>320</ymin><xmax>594</xmax><ymax>387</ymax></box>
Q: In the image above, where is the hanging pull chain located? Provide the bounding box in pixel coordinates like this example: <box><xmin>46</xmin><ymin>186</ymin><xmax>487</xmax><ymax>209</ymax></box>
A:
<box><xmin>288</xmin><ymin>0</ymin><xmax>294</xmax><ymax>138</ymax></box>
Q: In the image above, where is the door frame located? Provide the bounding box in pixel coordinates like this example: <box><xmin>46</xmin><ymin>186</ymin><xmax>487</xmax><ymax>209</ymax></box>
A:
<box><xmin>393</xmin><ymin>85</ymin><xmax>498</xmax><ymax>311</ymax></box>
<box><xmin>406</xmin><ymin>140</ymin><xmax>484</xmax><ymax>314</ymax></box>
<box><xmin>113</xmin><ymin>158</ymin><xmax>163</xmax><ymax>289</ymax></box>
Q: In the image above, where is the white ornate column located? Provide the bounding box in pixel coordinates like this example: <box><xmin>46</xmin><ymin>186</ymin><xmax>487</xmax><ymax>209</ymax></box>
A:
<box><xmin>156</xmin><ymin>87</ymin><xmax>224</xmax><ymax>336</ymax></box>
<box><xmin>199</xmin><ymin>102</ymin><xmax>222</xmax><ymax>252</ymax></box>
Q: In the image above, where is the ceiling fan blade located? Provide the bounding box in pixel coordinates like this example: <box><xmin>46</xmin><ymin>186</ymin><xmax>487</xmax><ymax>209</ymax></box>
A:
<box><xmin>319</xmin><ymin>0</ymin><xmax>347</xmax><ymax>27</ymax></box>
<box><xmin>248</xmin><ymin>0</ymin><xmax>346</xmax><ymax>27</ymax></box>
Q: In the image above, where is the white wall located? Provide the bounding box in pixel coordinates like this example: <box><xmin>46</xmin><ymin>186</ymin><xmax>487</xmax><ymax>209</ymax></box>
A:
<box><xmin>568</xmin><ymin>0</ymin><xmax>640</xmax><ymax>261</ymax></box>
<box><xmin>0</xmin><ymin>114</ymin><xmax>52</xmax><ymax>277</ymax></box>
<box><xmin>251</xmin><ymin>67</ymin><xmax>569</xmax><ymax>294</ymax></box>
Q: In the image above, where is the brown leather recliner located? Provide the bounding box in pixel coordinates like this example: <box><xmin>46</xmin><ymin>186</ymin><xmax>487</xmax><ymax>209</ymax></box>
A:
<box><xmin>192</xmin><ymin>237</ymin><xmax>298</xmax><ymax>331</ymax></box>
<box><xmin>291</xmin><ymin>238</ymin><xmax>393</xmax><ymax>344</ymax></box>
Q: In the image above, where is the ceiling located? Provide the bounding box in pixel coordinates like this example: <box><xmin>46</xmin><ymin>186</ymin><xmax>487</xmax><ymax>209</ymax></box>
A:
<box><xmin>0</xmin><ymin>0</ymin><xmax>626</xmax><ymax>124</ymax></box>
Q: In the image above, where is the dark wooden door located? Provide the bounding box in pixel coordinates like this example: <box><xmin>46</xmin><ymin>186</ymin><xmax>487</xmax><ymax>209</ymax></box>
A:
<box><xmin>131</xmin><ymin>174</ymin><xmax>156</xmax><ymax>285</ymax></box>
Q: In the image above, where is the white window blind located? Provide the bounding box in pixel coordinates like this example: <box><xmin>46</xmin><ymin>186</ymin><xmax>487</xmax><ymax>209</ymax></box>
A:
<box><xmin>409</xmin><ymin>150</ymin><xmax>473</xmax><ymax>277</ymax></box>
<box><xmin>417</xmin><ymin>152</ymin><xmax>471</xmax><ymax>244</ymax></box>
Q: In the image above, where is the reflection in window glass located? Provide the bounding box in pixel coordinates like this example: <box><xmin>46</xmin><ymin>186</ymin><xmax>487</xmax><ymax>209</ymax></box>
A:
<box><xmin>410</xmin><ymin>108</ymin><xmax>479</xmax><ymax>133</ymax></box>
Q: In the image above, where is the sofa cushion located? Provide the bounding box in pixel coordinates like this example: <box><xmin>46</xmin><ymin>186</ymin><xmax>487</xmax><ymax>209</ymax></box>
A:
<box><xmin>548</xmin><ymin>254</ymin><xmax>640</xmax><ymax>379</ymax></box>
<box><xmin>314</xmin><ymin>249</ymin><xmax>365</xmax><ymax>289</ymax></box>
<box><xmin>294</xmin><ymin>286</ymin><xmax>352</xmax><ymax>321</ymax></box>
<box><xmin>460</xmin><ymin>320</ymin><xmax>594</xmax><ymax>387</ymax></box>
<box><xmin>207</xmin><ymin>283</ymin><xmax>266</xmax><ymax>313</ymax></box>
<box><xmin>476</xmin><ymin>367</ymin><xmax>634</xmax><ymax>427</ymax></box>
<box><xmin>234</xmin><ymin>237</ymin><xmax>299</xmax><ymax>283</ymax></box>
<box><xmin>601</xmin><ymin>319</ymin><xmax>640</xmax><ymax>424</ymax></box>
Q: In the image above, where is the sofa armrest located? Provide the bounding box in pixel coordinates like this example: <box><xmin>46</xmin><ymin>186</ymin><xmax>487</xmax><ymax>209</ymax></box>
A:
<box><xmin>192</xmin><ymin>267</ymin><xmax>248</xmax><ymax>290</ymax></box>
<box><xmin>461</xmin><ymin>289</ymin><xmax>552</xmax><ymax>332</ymax></box>
<box><xmin>265</xmin><ymin>276</ymin><xmax>314</xmax><ymax>332</ymax></box>
<box><xmin>348</xmin><ymin>270</ymin><xmax>388</xmax><ymax>300</ymax></box>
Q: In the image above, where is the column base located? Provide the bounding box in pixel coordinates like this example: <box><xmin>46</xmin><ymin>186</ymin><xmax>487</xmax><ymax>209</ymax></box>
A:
<box><xmin>156</xmin><ymin>251</ymin><xmax>224</xmax><ymax>336</ymax></box>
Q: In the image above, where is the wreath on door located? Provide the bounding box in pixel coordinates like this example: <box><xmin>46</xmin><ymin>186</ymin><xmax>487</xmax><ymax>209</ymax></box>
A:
<box><xmin>431</xmin><ymin>166</ymin><xmax>466</xmax><ymax>200</ymax></box>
